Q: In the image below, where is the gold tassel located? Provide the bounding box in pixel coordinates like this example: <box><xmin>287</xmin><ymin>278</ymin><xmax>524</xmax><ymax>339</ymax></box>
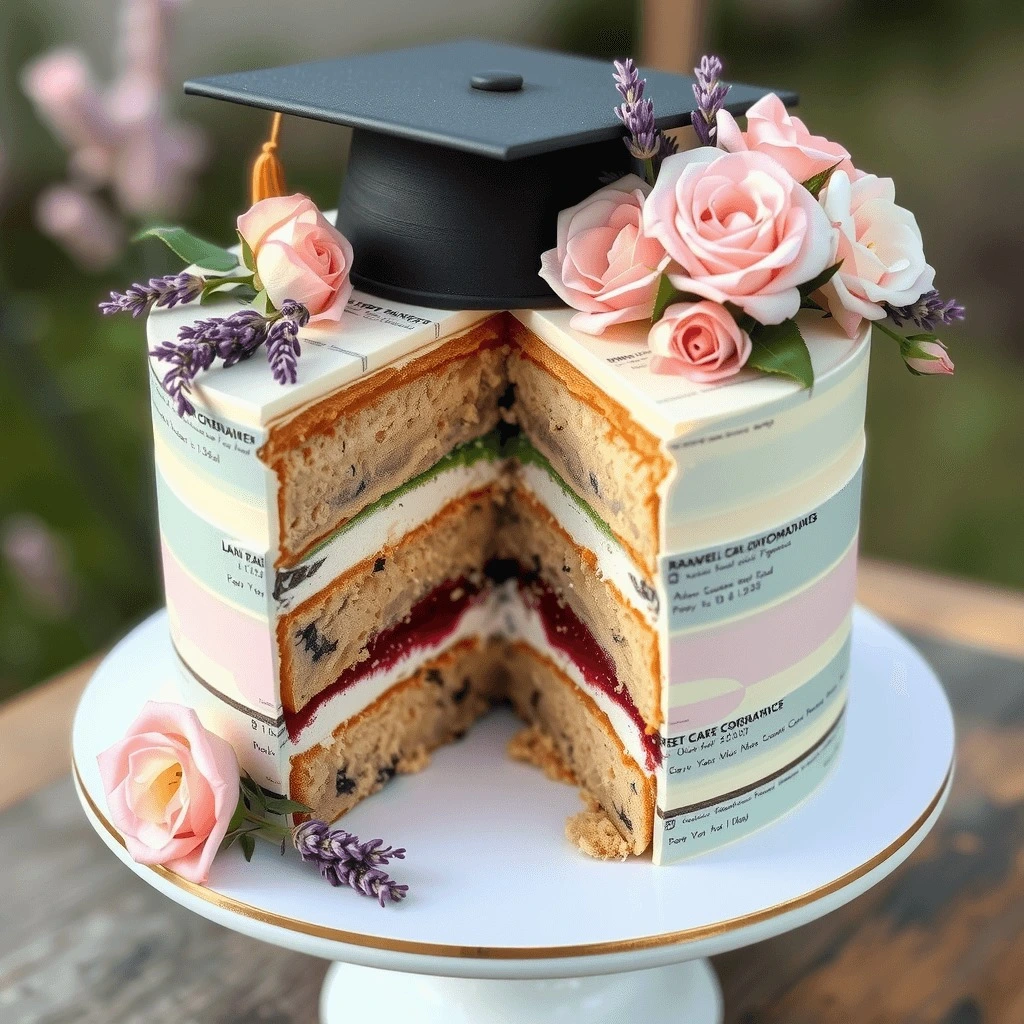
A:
<box><xmin>250</xmin><ymin>111</ymin><xmax>287</xmax><ymax>204</ymax></box>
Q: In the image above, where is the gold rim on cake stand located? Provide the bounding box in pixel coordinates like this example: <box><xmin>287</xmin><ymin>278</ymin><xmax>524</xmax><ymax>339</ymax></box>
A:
<box><xmin>73</xmin><ymin>756</ymin><xmax>953</xmax><ymax>961</ymax></box>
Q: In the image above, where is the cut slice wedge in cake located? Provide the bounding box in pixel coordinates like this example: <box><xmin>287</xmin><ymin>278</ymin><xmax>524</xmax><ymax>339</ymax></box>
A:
<box><xmin>150</xmin><ymin>290</ymin><xmax>868</xmax><ymax>864</ymax></box>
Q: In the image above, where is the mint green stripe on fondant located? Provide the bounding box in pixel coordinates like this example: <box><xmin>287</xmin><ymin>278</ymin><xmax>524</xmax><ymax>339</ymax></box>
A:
<box><xmin>664</xmin><ymin>343</ymin><xmax>867</xmax><ymax>528</ymax></box>
<box><xmin>150</xmin><ymin>367</ymin><xmax>270</xmax><ymax>503</ymax></box>
<box><xmin>661</xmin><ymin>630</ymin><xmax>850</xmax><ymax>795</ymax></box>
<box><xmin>661</xmin><ymin>464</ymin><xmax>862</xmax><ymax>635</ymax></box>
<box><xmin>653</xmin><ymin>710</ymin><xmax>845</xmax><ymax>864</ymax></box>
<box><xmin>156</xmin><ymin>465</ymin><xmax>271</xmax><ymax>617</ymax></box>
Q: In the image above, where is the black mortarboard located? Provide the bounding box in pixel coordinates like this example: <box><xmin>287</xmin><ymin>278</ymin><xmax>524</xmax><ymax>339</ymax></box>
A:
<box><xmin>185</xmin><ymin>39</ymin><xmax>795</xmax><ymax>309</ymax></box>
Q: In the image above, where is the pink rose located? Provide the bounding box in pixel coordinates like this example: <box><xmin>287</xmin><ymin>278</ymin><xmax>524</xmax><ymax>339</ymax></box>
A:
<box><xmin>648</xmin><ymin>301</ymin><xmax>752</xmax><ymax>382</ymax></box>
<box><xmin>818</xmin><ymin>171</ymin><xmax>934</xmax><ymax>338</ymax></box>
<box><xmin>904</xmin><ymin>338</ymin><xmax>954</xmax><ymax>376</ymax></box>
<box><xmin>644</xmin><ymin>148</ymin><xmax>832</xmax><ymax>325</ymax></box>
<box><xmin>539</xmin><ymin>175</ymin><xmax>669</xmax><ymax>334</ymax></box>
<box><xmin>97</xmin><ymin>701</ymin><xmax>239</xmax><ymax>884</ymax></box>
<box><xmin>237</xmin><ymin>194</ymin><xmax>354</xmax><ymax>323</ymax></box>
<box><xmin>716</xmin><ymin>93</ymin><xmax>856</xmax><ymax>184</ymax></box>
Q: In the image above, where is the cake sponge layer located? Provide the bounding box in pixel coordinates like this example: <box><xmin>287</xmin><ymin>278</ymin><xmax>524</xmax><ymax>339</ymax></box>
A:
<box><xmin>506</xmin><ymin>318</ymin><xmax>670</xmax><ymax>577</ymax></box>
<box><xmin>289</xmin><ymin>637</ymin><xmax>499</xmax><ymax>823</ymax></box>
<box><xmin>263</xmin><ymin>316</ymin><xmax>508</xmax><ymax>567</ymax></box>
<box><xmin>499</xmin><ymin>485</ymin><xmax>661</xmax><ymax>727</ymax></box>
<box><xmin>279</xmin><ymin>487</ymin><xmax>500</xmax><ymax>715</ymax></box>
<box><xmin>501</xmin><ymin>641</ymin><xmax>654</xmax><ymax>856</ymax></box>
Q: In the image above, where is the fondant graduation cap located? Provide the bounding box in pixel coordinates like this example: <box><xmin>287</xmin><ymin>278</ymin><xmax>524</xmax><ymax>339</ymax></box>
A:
<box><xmin>185</xmin><ymin>39</ymin><xmax>794</xmax><ymax>309</ymax></box>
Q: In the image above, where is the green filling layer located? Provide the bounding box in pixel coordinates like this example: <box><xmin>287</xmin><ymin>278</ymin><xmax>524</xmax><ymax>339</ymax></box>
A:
<box><xmin>299</xmin><ymin>428</ymin><xmax>618</xmax><ymax>563</ymax></box>
<box><xmin>502</xmin><ymin>432</ymin><xmax>618</xmax><ymax>545</ymax></box>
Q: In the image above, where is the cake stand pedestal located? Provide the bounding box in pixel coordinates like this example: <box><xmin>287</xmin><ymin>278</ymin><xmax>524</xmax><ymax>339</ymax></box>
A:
<box><xmin>72</xmin><ymin>607</ymin><xmax>954</xmax><ymax>1024</ymax></box>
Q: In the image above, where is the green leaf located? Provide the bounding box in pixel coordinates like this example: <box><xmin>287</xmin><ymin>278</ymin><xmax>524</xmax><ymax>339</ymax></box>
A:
<box><xmin>226</xmin><ymin>797</ymin><xmax>247</xmax><ymax>835</ymax></box>
<box><xmin>801</xmin><ymin>162</ymin><xmax>841</xmax><ymax>199</ymax></box>
<box><xmin>239</xmin><ymin>833</ymin><xmax>256</xmax><ymax>862</ymax></box>
<box><xmin>747</xmin><ymin>319</ymin><xmax>815</xmax><ymax>389</ymax></box>
<box><xmin>723</xmin><ymin>302</ymin><xmax>758</xmax><ymax>335</ymax></box>
<box><xmin>800</xmin><ymin>296</ymin><xmax>825</xmax><ymax>312</ymax></box>
<box><xmin>239</xmin><ymin>773</ymin><xmax>268</xmax><ymax>813</ymax></box>
<box><xmin>252</xmin><ymin>289</ymin><xmax>274</xmax><ymax>316</ymax></box>
<box><xmin>651</xmin><ymin>274</ymin><xmax>703</xmax><ymax>322</ymax></box>
<box><xmin>799</xmin><ymin>261</ymin><xmax>843</xmax><ymax>299</ymax></box>
<box><xmin>135</xmin><ymin>226</ymin><xmax>238</xmax><ymax>272</ymax></box>
<box><xmin>263</xmin><ymin>796</ymin><xmax>314</xmax><ymax>815</ymax></box>
<box><xmin>237</xmin><ymin>230</ymin><xmax>257</xmax><ymax>273</ymax></box>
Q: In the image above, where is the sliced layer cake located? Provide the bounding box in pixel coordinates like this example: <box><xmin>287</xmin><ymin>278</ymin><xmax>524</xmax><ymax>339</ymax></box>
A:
<box><xmin>151</xmin><ymin>291</ymin><xmax>868</xmax><ymax>863</ymax></box>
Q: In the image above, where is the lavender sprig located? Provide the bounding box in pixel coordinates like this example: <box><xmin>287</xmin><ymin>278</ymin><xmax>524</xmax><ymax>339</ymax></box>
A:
<box><xmin>100</xmin><ymin>272</ymin><xmax>204</xmax><ymax>318</ymax></box>
<box><xmin>294</xmin><ymin>820</ymin><xmax>409</xmax><ymax>907</ymax></box>
<box><xmin>150</xmin><ymin>304</ymin><xmax>308</xmax><ymax>417</ymax></box>
<box><xmin>692</xmin><ymin>54</ymin><xmax>731</xmax><ymax>146</ymax></box>
<box><xmin>266</xmin><ymin>300</ymin><xmax>309</xmax><ymax>385</ymax></box>
<box><xmin>886</xmin><ymin>289</ymin><xmax>966</xmax><ymax>330</ymax></box>
<box><xmin>612</xmin><ymin>58</ymin><xmax>660</xmax><ymax>170</ymax></box>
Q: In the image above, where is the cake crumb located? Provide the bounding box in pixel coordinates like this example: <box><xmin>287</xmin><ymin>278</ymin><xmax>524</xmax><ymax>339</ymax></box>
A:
<box><xmin>566</xmin><ymin>810</ymin><xmax>630</xmax><ymax>861</ymax></box>
<box><xmin>507</xmin><ymin>725</ymin><xmax>576</xmax><ymax>784</ymax></box>
<box><xmin>396</xmin><ymin>746</ymin><xmax>431</xmax><ymax>775</ymax></box>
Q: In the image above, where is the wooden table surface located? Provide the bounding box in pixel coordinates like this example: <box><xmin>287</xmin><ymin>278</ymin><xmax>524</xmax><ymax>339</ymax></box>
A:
<box><xmin>1</xmin><ymin>559</ymin><xmax>1022</xmax><ymax>1023</ymax></box>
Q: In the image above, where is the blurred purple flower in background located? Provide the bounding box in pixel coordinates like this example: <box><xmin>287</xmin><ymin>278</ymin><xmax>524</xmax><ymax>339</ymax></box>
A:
<box><xmin>20</xmin><ymin>0</ymin><xmax>206</xmax><ymax>270</ymax></box>
<box><xmin>1</xmin><ymin>515</ymin><xmax>78</xmax><ymax>618</ymax></box>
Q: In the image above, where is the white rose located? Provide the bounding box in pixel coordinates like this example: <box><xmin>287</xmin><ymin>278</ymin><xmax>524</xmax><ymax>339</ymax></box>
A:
<box><xmin>818</xmin><ymin>171</ymin><xmax>934</xmax><ymax>338</ymax></box>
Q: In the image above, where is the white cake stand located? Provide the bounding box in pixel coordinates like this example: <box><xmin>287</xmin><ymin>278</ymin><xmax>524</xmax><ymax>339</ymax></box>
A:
<box><xmin>72</xmin><ymin>607</ymin><xmax>953</xmax><ymax>1024</ymax></box>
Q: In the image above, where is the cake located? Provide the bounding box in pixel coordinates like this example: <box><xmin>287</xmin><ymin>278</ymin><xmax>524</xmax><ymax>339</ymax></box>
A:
<box><xmin>151</xmin><ymin>287</ymin><xmax>866</xmax><ymax>862</ymax></box>
<box><xmin>112</xmin><ymin>39</ymin><xmax>957</xmax><ymax>870</ymax></box>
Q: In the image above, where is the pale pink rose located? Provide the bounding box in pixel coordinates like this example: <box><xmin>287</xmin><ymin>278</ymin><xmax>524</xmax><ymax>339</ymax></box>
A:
<box><xmin>97</xmin><ymin>701</ymin><xmax>239</xmax><ymax>884</ymax></box>
<box><xmin>539</xmin><ymin>175</ymin><xmax>669</xmax><ymax>334</ymax></box>
<box><xmin>644</xmin><ymin>148</ymin><xmax>832</xmax><ymax>325</ymax></box>
<box><xmin>818</xmin><ymin>171</ymin><xmax>934</xmax><ymax>338</ymax></box>
<box><xmin>237</xmin><ymin>194</ymin><xmax>354</xmax><ymax>323</ymax></box>
<box><xmin>648</xmin><ymin>301</ymin><xmax>752</xmax><ymax>382</ymax></box>
<box><xmin>716</xmin><ymin>93</ymin><xmax>856</xmax><ymax>185</ymax></box>
<box><xmin>904</xmin><ymin>339</ymin><xmax>954</xmax><ymax>376</ymax></box>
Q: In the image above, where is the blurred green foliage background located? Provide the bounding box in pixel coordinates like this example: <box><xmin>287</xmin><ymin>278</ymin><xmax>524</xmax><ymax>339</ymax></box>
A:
<box><xmin>0</xmin><ymin>0</ymin><xmax>1021</xmax><ymax>700</ymax></box>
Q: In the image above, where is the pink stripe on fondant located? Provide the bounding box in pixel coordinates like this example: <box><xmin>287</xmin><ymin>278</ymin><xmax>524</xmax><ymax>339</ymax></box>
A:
<box><xmin>668</xmin><ymin>546</ymin><xmax>857</xmax><ymax>730</ymax></box>
<box><xmin>161</xmin><ymin>541</ymin><xmax>276</xmax><ymax>708</ymax></box>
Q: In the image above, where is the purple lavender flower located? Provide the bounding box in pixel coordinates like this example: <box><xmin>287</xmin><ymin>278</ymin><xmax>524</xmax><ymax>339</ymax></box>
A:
<box><xmin>613</xmin><ymin>58</ymin><xmax>660</xmax><ymax>163</ymax></box>
<box><xmin>99</xmin><ymin>272</ymin><xmax>203</xmax><ymax>318</ymax></box>
<box><xmin>149</xmin><ymin>302</ymin><xmax>310</xmax><ymax>417</ymax></box>
<box><xmin>266</xmin><ymin>300</ymin><xmax>309</xmax><ymax>385</ymax></box>
<box><xmin>613</xmin><ymin>58</ymin><xmax>644</xmax><ymax>106</ymax></box>
<box><xmin>692</xmin><ymin>54</ymin><xmax>731</xmax><ymax>146</ymax></box>
<box><xmin>886</xmin><ymin>289</ymin><xmax>966</xmax><ymax>330</ymax></box>
<box><xmin>293</xmin><ymin>820</ymin><xmax>408</xmax><ymax>907</ymax></box>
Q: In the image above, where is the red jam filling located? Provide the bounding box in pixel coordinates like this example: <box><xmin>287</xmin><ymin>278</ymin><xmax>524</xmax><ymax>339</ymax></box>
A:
<box><xmin>285</xmin><ymin>576</ymin><xmax>483</xmax><ymax>741</ymax></box>
<box><xmin>517</xmin><ymin>574</ymin><xmax>661</xmax><ymax>770</ymax></box>
<box><xmin>286</xmin><ymin>566</ymin><xmax>661</xmax><ymax>770</ymax></box>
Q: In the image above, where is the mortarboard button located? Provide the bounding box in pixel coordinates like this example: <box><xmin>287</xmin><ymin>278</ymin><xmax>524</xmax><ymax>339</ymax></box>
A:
<box><xmin>470</xmin><ymin>71</ymin><xmax>524</xmax><ymax>92</ymax></box>
<box><xmin>185</xmin><ymin>39</ymin><xmax>794</xmax><ymax>310</ymax></box>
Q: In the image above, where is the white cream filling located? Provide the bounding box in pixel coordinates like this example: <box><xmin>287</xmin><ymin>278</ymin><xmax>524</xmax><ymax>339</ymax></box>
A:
<box><xmin>277</xmin><ymin>457</ymin><xmax>500</xmax><ymax>611</ymax></box>
<box><xmin>494</xmin><ymin>586</ymin><xmax>655</xmax><ymax>776</ymax></box>
<box><xmin>287</xmin><ymin>596</ymin><xmax>499</xmax><ymax>757</ymax></box>
<box><xmin>288</xmin><ymin>584</ymin><xmax>654</xmax><ymax>778</ymax></box>
<box><xmin>517</xmin><ymin>462</ymin><xmax>659</xmax><ymax>624</ymax></box>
